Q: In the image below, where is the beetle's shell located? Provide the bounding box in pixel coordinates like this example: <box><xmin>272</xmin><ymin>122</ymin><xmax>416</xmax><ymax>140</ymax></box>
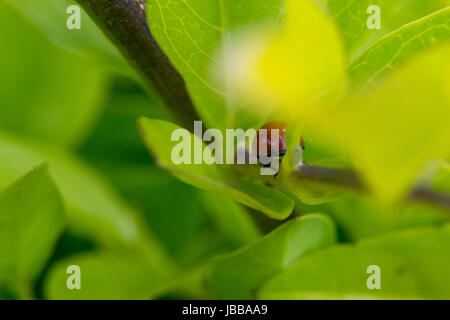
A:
<box><xmin>253</xmin><ymin>121</ymin><xmax>287</xmax><ymax>157</ymax></box>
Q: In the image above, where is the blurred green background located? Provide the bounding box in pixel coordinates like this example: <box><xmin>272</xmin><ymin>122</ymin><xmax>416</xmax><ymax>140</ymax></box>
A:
<box><xmin>0</xmin><ymin>0</ymin><xmax>449</xmax><ymax>300</ymax></box>
<box><xmin>0</xmin><ymin>1</ymin><xmax>270</xmax><ymax>299</ymax></box>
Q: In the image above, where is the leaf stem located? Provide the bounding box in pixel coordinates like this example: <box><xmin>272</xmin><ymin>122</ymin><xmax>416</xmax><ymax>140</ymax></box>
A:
<box><xmin>75</xmin><ymin>0</ymin><xmax>199</xmax><ymax>128</ymax></box>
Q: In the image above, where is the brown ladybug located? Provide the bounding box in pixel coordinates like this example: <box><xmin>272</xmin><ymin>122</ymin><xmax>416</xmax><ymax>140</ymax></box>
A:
<box><xmin>255</xmin><ymin>121</ymin><xmax>287</xmax><ymax>158</ymax></box>
<box><xmin>253</xmin><ymin>121</ymin><xmax>305</xmax><ymax>160</ymax></box>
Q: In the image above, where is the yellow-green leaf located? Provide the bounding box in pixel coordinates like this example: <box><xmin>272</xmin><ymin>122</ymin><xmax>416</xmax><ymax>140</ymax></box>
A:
<box><xmin>320</xmin><ymin>45</ymin><xmax>450</xmax><ymax>203</ymax></box>
<box><xmin>319</xmin><ymin>0</ymin><xmax>450</xmax><ymax>60</ymax></box>
<box><xmin>147</xmin><ymin>0</ymin><xmax>285</xmax><ymax>129</ymax></box>
<box><xmin>229</xmin><ymin>0</ymin><xmax>347</xmax><ymax>122</ymax></box>
<box><xmin>349</xmin><ymin>7</ymin><xmax>450</xmax><ymax>93</ymax></box>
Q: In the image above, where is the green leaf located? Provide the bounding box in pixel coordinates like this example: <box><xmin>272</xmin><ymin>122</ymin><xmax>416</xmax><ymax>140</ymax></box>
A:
<box><xmin>138</xmin><ymin>117</ymin><xmax>295</xmax><ymax>219</ymax></box>
<box><xmin>200</xmin><ymin>191</ymin><xmax>262</xmax><ymax>248</ymax></box>
<box><xmin>324</xmin><ymin>194</ymin><xmax>447</xmax><ymax>242</ymax></box>
<box><xmin>279</xmin><ymin>169</ymin><xmax>344</xmax><ymax>205</ymax></box>
<box><xmin>6</xmin><ymin>0</ymin><xmax>129</xmax><ymax>75</ymax></box>
<box><xmin>319</xmin><ymin>45</ymin><xmax>450</xmax><ymax>203</ymax></box>
<box><xmin>0</xmin><ymin>3</ymin><xmax>107</xmax><ymax>147</ymax></box>
<box><xmin>432</xmin><ymin>161</ymin><xmax>450</xmax><ymax>193</ymax></box>
<box><xmin>209</xmin><ymin>214</ymin><xmax>336</xmax><ymax>299</ymax></box>
<box><xmin>146</xmin><ymin>0</ymin><xmax>285</xmax><ymax>128</ymax></box>
<box><xmin>349</xmin><ymin>7</ymin><xmax>450</xmax><ymax>92</ymax></box>
<box><xmin>0</xmin><ymin>165</ymin><xmax>65</xmax><ymax>298</ymax></box>
<box><xmin>45</xmin><ymin>251</ymin><xmax>172</xmax><ymax>299</ymax></box>
<box><xmin>0</xmin><ymin>131</ymin><xmax>141</xmax><ymax>246</ymax></box>
<box><xmin>301</xmin><ymin>124</ymin><xmax>351</xmax><ymax>168</ymax></box>
<box><xmin>319</xmin><ymin>0</ymin><xmax>450</xmax><ymax>59</ymax></box>
<box><xmin>260</xmin><ymin>225</ymin><xmax>450</xmax><ymax>299</ymax></box>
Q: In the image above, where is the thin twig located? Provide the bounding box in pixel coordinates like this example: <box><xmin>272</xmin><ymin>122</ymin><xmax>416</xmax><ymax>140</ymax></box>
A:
<box><xmin>295</xmin><ymin>164</ymin><xmax>365</xmax><ymax>190</ymax></box>
<box><xmin>75</xmin><ymin>0</ymin><xmax>199</xmax><ymax>128</ymax></box>
<box><xmin>296</xmin><ymin>164</ymin><xmax>450</xmax><ymax>212</ymax></box>
<box><xmin>409</xmin><ymin>186</ymin><xmax>450</xmax><ymax>211</ymax></box>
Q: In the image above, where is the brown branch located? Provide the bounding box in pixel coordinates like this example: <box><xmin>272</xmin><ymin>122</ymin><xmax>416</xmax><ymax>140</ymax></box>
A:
<box><xmin>296</xmin><ymin>164</ymin><xmax>450</xmax><ymax>212</ymax></box>
<box><xmin>295</xmin><ymin>164</ymin><xmax>365</xmax><ymax>190</ymax></box>
<box><xmin>75</xmin><ymin>0</ymin><xmax>199</xmax><ymax>128</ymax></box>
<box><xmin>409</xmin><ymin>186</ymin><xmax>450</xmax><ymax>211</ymax></box>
